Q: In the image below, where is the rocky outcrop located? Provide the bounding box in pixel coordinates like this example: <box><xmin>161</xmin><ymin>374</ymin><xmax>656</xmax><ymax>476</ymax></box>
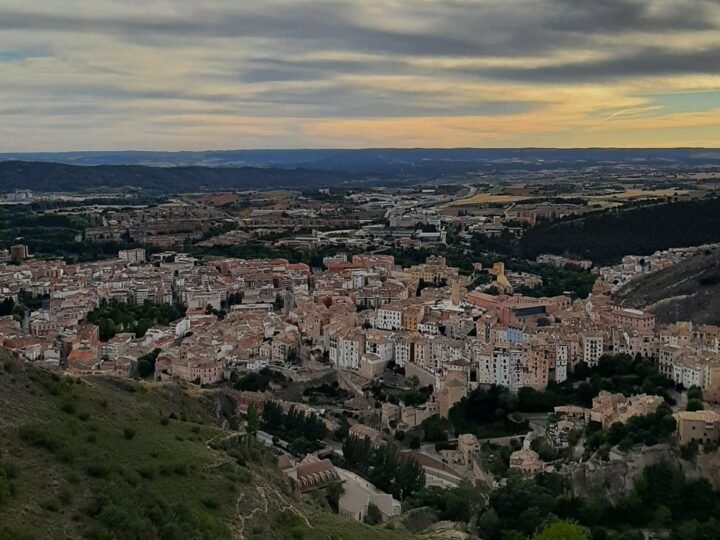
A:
<box><xmin>420</xmin><ymin>521</ymin><xmax>475</xmax><ymax>540</ymax></box>
<box><xmin>562</xmin><ymin>445</ymin><xmax>674</xmax><ymax>500</ymax></box>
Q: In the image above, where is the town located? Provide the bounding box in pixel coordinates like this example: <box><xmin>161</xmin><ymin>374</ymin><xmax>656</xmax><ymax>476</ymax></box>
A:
<box><xmin>3</xmin><ymin>211</ymin><xmax>720</xmax><ymax>535</ymax></box>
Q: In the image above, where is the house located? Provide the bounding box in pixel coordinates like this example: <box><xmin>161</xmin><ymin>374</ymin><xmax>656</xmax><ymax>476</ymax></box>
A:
<box><xmin>509</xmin><ymin>448</ymin><xmax>543</xmax><ymax>478</ymax></box>
<box><xmin>674</xmin><ymin>410</ymin><xmax>720</xmax><ymax>445</ymax></box>
<box><xmin>337</xmin><ymin>468</ymin><xmax>401</xmax><ymax>522</ymax></box>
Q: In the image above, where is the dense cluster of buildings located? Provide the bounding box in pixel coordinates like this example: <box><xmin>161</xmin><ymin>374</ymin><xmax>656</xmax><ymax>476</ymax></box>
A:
<box><xmin>3</xmin><ymin>250</ymin><xmax>720</xmax><ymax>403</ymax></box>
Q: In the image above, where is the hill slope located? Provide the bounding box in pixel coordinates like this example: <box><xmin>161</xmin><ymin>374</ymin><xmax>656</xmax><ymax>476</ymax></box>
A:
<box><xmin>0</xmin><ymin>351</ymin><xmax>414</xmax><ymax>540</ymax></box>
<box><xmin>0</xmin><ymin>161</ymin><xmax>377</xmax><ymax>194</ymax></box>
<box><xmin>3</xmin><ymin>148</ymin><xmax>720</xmax><ymax>174</ymax></box>
<box><xmin>519</xmin><ymin>198</ymin><xmax>720</xmax><ymax>265</ymax></box>
<box><xmin>614</xmin><ymin>247</ymin><xmax>720</xmax><ymax>324</ymax></box>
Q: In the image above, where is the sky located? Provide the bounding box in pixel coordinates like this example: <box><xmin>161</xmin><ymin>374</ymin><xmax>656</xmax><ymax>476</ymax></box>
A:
<box><xmin>1</xmin><ymin>0</ymin><xmax>719</xmax><ymax>151</ymax></box>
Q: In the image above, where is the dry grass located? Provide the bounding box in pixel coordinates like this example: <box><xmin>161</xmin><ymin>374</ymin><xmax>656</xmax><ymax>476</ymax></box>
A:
<box><xmin>449</xmin><ymin>194</ymin><xmax>528</xmax><ymax>206</ymax></box>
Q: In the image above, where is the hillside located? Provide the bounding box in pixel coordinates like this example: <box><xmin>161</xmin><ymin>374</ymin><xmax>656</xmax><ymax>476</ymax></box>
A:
<box><xmin>0</xmin><ymin>161</ymin><xmax>377</xmax><ymax>194</ymax></box>
<box><xmin>519</xmin><ymin>197</ymin><xmax>720</xmax><ymax>265</ymax></box>
<box><xmin>614</xmin><ymin>247</ymin><xmax>720</xmax><ymax>324</ymax></box>
<box><xmin>0</xmin><ymin>351</ymin><xmax>415</xmax><ymax>540</ymax></box>
<box><xmin>3</xmin><ymin>148</ymin><xmax>720</xmax><ymax>175</ymax></box>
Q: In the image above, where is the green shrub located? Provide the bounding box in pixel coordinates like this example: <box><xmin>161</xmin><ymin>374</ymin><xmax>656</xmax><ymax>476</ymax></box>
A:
<box><xmin>59</xmin><ymin>402</ymin><xmax>76</xmax><ymax>415</ymax></box>
<box><xmin>18</xmin><ymin>424</ymin><xmax>64</xmax><ymax>454</ymax></box>
<box><xmin>85</xmin><ymin>463</ymin><xmax>112</xmax><ymax>479</ymax></box>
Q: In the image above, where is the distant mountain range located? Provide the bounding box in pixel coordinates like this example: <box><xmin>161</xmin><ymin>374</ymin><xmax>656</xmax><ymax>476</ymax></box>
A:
<box><xmin>0</xmin><ymin>160</ymin><xmax>379</xmax><ymax>194</ymax></box>
<box><xmin>3</xmin><ymin>149</ymin><xmax>720</xmax><ymax>194</ymax></box>
<box><xmin>2</xmin><ymin>148</ymin><xmax>720</xmax><ymax>177</ymax></box>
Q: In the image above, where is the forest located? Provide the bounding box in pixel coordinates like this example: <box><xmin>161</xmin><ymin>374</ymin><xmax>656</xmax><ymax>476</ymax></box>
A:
<box><xmin>519</xmin><ymin>197</ymin><xmax>720</xmax><ymax>265</ymax></box>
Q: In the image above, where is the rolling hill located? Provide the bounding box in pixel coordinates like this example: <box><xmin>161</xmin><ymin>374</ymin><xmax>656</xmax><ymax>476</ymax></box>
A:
<box><xmin>3</xmin><ymin>148</ymin><xmax>720</xmax><ymax>175</ymax></box>
<box><xmin>0</xmin><ymin>161</ymin><xmax>378</xmax><ymax>194</ymax></box>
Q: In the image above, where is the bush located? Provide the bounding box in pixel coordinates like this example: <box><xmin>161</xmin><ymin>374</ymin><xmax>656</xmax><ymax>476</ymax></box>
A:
<box><xmin>687</xmin><ymin>399</ymin><xmax>704</xmax><ymax>412</ymax></box>
<box><xmin>59</xmin><ymin>402</ymin><xmax>76</xmax><ymax>415</ymax></box>
<box><xmin>123</xmin><ymin>428</ymin><xmax>136</xmax><ymax>440</ymax></box>
<box><xmin>40</xmin><ymin>498</ymin><xmax>60</xmax><ymax>512</ymax></box>
<box><xmin>681</xmin><ymin>441</ymin><xmax>700</xmax><ymax>461</ymax></box>
<box><xmin>136</xmin><ymin>465</ymin><xmax>157</xmax><ymax>480</ymax></box>
<box><xmin>85</xmin><ymin>463</ymin><xmax>112</xmax><ymax>479</ymax></box>
<box><xmin>364</xmin><ymin>502</ymin><xmax>383</xmax><ymax>525</ymax></box>
<box><xmin>18</xmin><ymin>425</ymin><xmax>64</xmax><ymax>454</ymax></box>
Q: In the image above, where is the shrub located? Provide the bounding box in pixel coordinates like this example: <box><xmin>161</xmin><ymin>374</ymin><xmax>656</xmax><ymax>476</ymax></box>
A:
<box><xmin>364</xmin><ymin>502</ymin><xmax>382</xmax><ymax>525</ymax></box>
<box><xmin>137</xmin><ymin>465</ymin><xmax>157</xmax><ymax>480</ymax></box>
<box><xmin>18</xmin><ymin>425</ymin><xmax>64</xmax><ymax>454</ymax></box>
<box><xmin>123</xmin><ymin>428</ymin><xmax>136</xmax><ymax>440</ymax></box>
<box><xmin>59</xmin><ymin>402</ymin><xmax>76</xmax><ymax>415</ymax></box>
<box><xmin>85</xmin><ymin>463</ymin><xmax>112</xmax><ymax>479</ymax></box>
<box><xmin>40</xmin><ymin>498</ymin><xmax>60</xmax><ymax>512</ymax></box>
<box><xmin>58</xmin><ymin>487</ymin><xmax>73</xmax><ymax>506</ymax></box>
<box><xmin>202</xmin><ymin>497</ymin><xmax>220</xmax><ymax>510</ymax></box>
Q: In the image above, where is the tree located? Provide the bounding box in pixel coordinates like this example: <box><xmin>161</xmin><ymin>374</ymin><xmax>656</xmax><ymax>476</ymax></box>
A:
<box><xmin>477</xmin><ymin>509</ymin><xmax>501</xmax><ymax>540</ymax></box>
<box><xmin>136</xmin><ymin>348</ymin><xmax>161</xmax><ymax>378</ymax></box>
<box><xmin>288</xmin><ymin>437</ymin><xmax>316</xmax><ymax>456</ymax></box>
<box><xmin>533</xmin><ymin>520</ymin><xmax>590</xmax><ymax>540</ymax></box>
<box><xmin>421</xmin><ymin>415</ymin><xmax>450</xmax><ymax>442</ymax></box>
<box><xmin>246</xmin><ymin>404</ymin><xmax>260</xmax><ymax>436</ymax></box>
<box><xmin>364</xmin><ymin>502</ymin><xmax>382</xmax><ymax>525</ymax></box>
<box><xmin>326</xmin><ymin>482</ymin><xmax>344</xmax><ymax>513</ymax></box>
<box><xmin>687</xmin><ymin>399</ymin><xmax>704</xmax><ymax>412</ymax></box>
<box><xmin>688</xmin><ymin>386</ymin><xmax>704</xmax><ymax>401</ymax></box>
<box><xmin>0</xmin><ymin>298</ymin><xmax>14</xmax><ymax>317</ymax></box>
<box><xmin>261</xmin><ymin>401</ymin><xmax>284</xmax><ymax>431</ymax></box>
<box><xmin>342</xmin><ymin>435</ymin><xmax>373</xmax><ymax>474</ymax></box>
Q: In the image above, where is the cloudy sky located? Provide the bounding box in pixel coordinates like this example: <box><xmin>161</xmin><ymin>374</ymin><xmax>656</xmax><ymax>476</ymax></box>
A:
<box><xmin>1</xmin><ymin>0</ymin><xmax>719</xmax><ymax>150</ymax></box>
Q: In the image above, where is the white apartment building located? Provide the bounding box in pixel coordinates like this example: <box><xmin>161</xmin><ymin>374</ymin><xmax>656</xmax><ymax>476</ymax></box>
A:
<box><xmin>376</xmin><ymin>305</ymin><xmax>403</xmax><ymax>331</ymax></box>
<box><xmin>492</xmin><ymin>345</ymin><xmax>524</xmax><ymax>391</ymax></box>
<box><xmin>336</xmin><ymin>329</ymin><xmax>365</xmax><ymax>370</ymax></box>
<box><xmin>119</xmin><ymin>248</ymin><xmax>146</xmax><ymax>264</ymax></box>
<box><xmin>581</xmin><ymin>334</ymin><xmax>604</xmax><ymax>367</ymax></box>
<box><xmin>555</xmin><ymin>345</ymin><xmax>568</xmax><ymax>383</ymax></box>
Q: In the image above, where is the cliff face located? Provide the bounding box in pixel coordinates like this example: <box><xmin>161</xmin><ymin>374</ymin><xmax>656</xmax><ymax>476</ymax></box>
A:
<box><xmin>563</xmin><ymin>445</ymin><xmax>675</xmax><ymax>500</ymax></box>
<box><xmin>691</xmin><ymin>452</ymin><xmax>720</xmax><ymax>490</ymax></box>
<box><xmin>614</xmin><ymin>248</ymin><xmax>720</xmax><ymax>324</ymax></box>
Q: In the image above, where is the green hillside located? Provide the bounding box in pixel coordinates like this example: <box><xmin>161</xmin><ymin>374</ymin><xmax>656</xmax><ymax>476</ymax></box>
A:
<box><xmin>0</xmin><ymin>351</ymin><xmax>412</xmax><ymax>540</ymax></box>
<box><xmin>519</xmin><ymin>197</ymin><xmax>720</xmax><ymax>265</ymax></box>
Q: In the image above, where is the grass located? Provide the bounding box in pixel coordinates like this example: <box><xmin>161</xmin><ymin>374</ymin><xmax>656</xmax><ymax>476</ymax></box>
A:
<box><xmin>449</xmin><ymin>193</ymin><xmax>528</xmax><ymax>206</ymax></box>
<box><xmin>0</xmin><ymin>353</ymin><xmax>416</xmax><ymax>540</ymax></box>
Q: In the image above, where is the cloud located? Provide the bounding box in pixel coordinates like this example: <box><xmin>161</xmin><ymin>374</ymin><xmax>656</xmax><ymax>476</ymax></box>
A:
<box><xmin>0</xmin><ymin>0</ymin><xmax>719</xmax><ymax>150</ymax></box>
<box><xmin>463</xmin><ymin>46</ymin><xmax>720</xmax><ymax>83</ymax></box>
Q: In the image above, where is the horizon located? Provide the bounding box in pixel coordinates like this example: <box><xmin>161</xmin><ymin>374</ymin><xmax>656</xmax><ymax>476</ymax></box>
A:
<box><xmin>3</xmin><ymin>146</ymin><xmax>720</xmax><ymax>155</ymax></box>
<box><xmin>1</xmin><ymin>1</ymin><xmax>720</xmax><ymax>151</ymax></box>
